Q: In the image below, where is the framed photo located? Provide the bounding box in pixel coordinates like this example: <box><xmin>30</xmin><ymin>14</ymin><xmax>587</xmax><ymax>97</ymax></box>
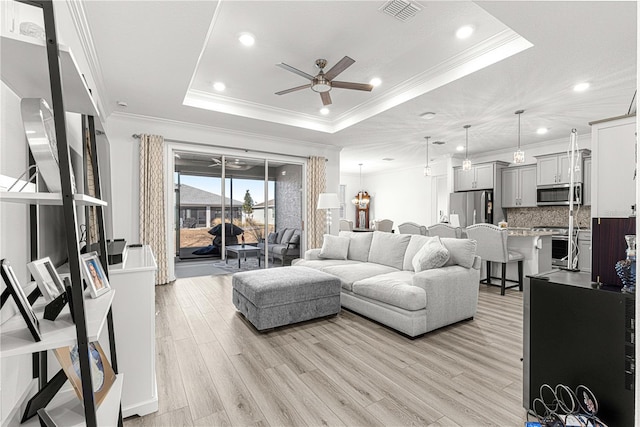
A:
<box><xmin>0</xmin><ymin>259</ymin><xmax>41</xmax><ymax>342</ymax></box>
<box><xmin>27</xmin><ymin>257</ymin><xmax>65</xmax><ymax>302</ymax></box>
<box><xmin>53</xmin><ymin>341</ymin><xmax>116</xmax><ymax>408</ymax></box>
<box><xmin>80</xmin><ymin>252</ymin><xmax>110</xmax><ymax>298</ymax></box>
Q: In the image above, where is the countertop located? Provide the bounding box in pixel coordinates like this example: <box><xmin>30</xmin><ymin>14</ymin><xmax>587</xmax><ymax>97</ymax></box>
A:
<box><xmin>506</xmin><ymin>228</ymin><xmax>554</xmax><ymax>237</ymax></box>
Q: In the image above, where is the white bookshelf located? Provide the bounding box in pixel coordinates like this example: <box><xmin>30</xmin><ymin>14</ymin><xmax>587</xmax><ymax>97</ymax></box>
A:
<box><xmin>0</xmin><ymin>192</ymin><xmax>107</xmax><ymax>206</ymax></box>
<box><xmin>0</xmin><ymin>290</ymin><xmax>115</xmax><ymax>358</ymax></box>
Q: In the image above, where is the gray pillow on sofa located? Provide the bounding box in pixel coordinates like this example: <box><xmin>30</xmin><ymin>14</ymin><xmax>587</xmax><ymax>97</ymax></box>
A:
<box><xmin>339</xmin><ymin>231</ymin><xmax>373</xmax><ymax>262</ymax></box>
<box><xmin>319</xmin><ymin>235</ymin><xmax>350</xmax><ymax>260</ymax></box>
<box><xmin>412</xmin><ymin>236</ymin><xmax>450</xmax><ymax>272</ymax></box>
<box><xmin>281</xmin><ymin>229</ymin><xmax>296</xmax><ymax>245</ymax></box>
<box><xmin>267</xmin><ymin>232</ymin><xmax>277</xmax><ymax>244</ymax></box>
<box><xmin>440</xmin><ymin>238</ymin><xmax>477</xmax><ymax>269</ymax></box>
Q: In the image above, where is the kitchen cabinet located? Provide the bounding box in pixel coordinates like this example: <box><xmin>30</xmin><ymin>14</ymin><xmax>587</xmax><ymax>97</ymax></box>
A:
<box><xmin>577</xmin><ymin>230</ymin><xmax>591</xmax><ymax>272</ymax></box>
<box><xmin>583</xmin><ymin>157</ymin><xmax>591</xmax><ymax>206</ymax></box>
<box><xmin>535</xmin><ymin>151</ymin><xmax>588</xmax><ymax>186</ymax></box>
<box><xmin>454</xmin><ymin>163</ymin><xmax>495</xmax><ymax>191</ymax></box>
<box><xmin>501</xmin><ymin>165</ymin><xmax>537</xmax><ymax>208</ymax></box>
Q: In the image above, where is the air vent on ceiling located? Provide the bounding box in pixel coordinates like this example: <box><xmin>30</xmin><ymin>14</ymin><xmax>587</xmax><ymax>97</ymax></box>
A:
<box><xmin>382</xmin><ymin>158</ymin><xmax>395</xmax><ymax>161</ymax></box>
<box><xmin>380</xmin><ymin>0</ymin><xmax>421</xmax><ymax>22</ymax></box>
<box><xmin>432</xmin><ymin>141</ymin><xmax>445</xmax><ymax>145</ymax></box>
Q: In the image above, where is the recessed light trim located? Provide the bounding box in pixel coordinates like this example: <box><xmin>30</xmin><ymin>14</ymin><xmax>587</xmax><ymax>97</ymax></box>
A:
<box><xmin>537</xmin><ymin>127</ymin><xmax>549</xmax><ymax>135</ymax></box>
<box><xmin>238</xmin><ymin>32</ymin><xmax>255</xmax><ymax>47</ymax></box>
<box><xmin>213</xmin><ymin>82</ymin><xmax>226</xmax><ymax>92</ymax></box>
<box><xmin>573</xmin><ymin>82</ymin><xmax>590</xmax><ymax>92</ymax></box>
<box><xmin>320</xmin><ymin>107</ymin><xmax>329</xmax><ymax>115</ymax></box>
<box><xmin>370</xmin><ymin>77</ymin><xmax>382</xmax><ymax>87</ymax></box>
<box><xmin>456</xmin><ymin>145</ymin><xmax>465</xmax><ymax>152</ymax></box>
<box><xmin>456</xmin><ymin>25</ymin><xmax>474</xmax><ymax>39</ymax></box>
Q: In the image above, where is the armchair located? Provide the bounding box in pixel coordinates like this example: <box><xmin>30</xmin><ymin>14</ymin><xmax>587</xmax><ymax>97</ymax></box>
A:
<box><xmin>427</xmin><ymin>223</ymin><xmax>462</xmax><ymax>239</ymax></box>
<box><xmin>373</xmin><ymin>219</ymin><xmax>394</xmax><ymax>233</ymax></box>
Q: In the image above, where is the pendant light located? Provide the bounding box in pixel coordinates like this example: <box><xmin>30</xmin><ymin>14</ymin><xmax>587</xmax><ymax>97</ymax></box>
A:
<box><xmin>351</xmin><ymin>163</ymin><xmax>370</xmax><ymax>207</ymax></box>
<box><xmin>423</xmin><ymin>136</ymin><xmax>431</xmax><ymax>176</ymax></box>
<box><xmin>462</xmin><ymin>124</ymin><xmax>472</xmax><ymax>171</ymax></box>
<box><xmin>514</xmin><ymin>109</ymin><xmax>525</xmax><ymax>164</ymax></box>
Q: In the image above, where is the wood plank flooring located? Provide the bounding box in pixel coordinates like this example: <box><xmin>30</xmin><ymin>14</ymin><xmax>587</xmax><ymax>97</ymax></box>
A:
<box><xmin>124</xmin><ymin>274</ymin><xmax>529</xmax><ymax>426</ymax></box>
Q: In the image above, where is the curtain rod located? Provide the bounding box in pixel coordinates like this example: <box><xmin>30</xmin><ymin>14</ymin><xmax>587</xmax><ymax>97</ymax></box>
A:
<box><xmin>131</xmin><ymin>133</ymin><xmax>322</xmax><ymax>160</ymax></box>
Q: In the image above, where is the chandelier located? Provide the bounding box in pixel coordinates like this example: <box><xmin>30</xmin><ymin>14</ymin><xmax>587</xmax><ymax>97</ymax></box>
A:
<box><xmin>514</xmin><ymin>109</ymin><xmax>525</xmax><ymax>164</ymax></box>
<box><xmin>351</xmin><ymin>163</ymin><xmax>370</xmax><ymax>208</ymax></box>
<box><xmin>462</xmin><ymin>124</ymin><xmax>472</xmax><ymax>171</ymax></box>
<box><xmin>423</xmin><ymin>136</ymin><xmax>432</xmax><ymax>176</ymax></box>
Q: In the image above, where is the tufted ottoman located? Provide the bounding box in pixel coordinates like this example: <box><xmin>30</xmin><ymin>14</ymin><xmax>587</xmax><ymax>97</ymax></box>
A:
<box><xmin>232</xmin><ymin>266</ymin><xmax>341</xmax><ymax>331</ymax></box>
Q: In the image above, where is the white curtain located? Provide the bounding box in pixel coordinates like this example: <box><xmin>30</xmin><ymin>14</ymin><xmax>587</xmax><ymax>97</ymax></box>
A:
<box><xmin>306</xmin><ymin>156</ymin><xmax>326</xmax><ymax>249</ymax></box>
<box><xmin>139</xmin><ymin>134</ymin><xmax>169</xmax><ymax>285</ymax></box>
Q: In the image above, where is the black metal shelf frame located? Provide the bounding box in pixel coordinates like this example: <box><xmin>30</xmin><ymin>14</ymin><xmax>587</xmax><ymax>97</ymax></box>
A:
<box><xmin>13</xmin><ymin>1</ymin><xmax>123</xmax><ymax>426</ymax></box>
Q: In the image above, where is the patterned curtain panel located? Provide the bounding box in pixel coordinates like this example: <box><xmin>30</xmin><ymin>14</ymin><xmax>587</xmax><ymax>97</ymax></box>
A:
<box><xmin>84</xmin><ymin>129</ymin><xmax>98</xmax><ymax>245</ymax></box>
<box><xmin>139</xmin><ymin>134</ymin><xmax>169</xmax><ymax>285</ymax></box>
<box><xmin>306</xmin><ymin>156</ymin><xmax>326</xmax><ymax>248</ymax></box>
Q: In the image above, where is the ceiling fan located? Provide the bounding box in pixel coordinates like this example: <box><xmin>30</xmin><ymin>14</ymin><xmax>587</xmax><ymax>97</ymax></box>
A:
<box><xmin>275</xmin><ymin>56</ymin><xmax>374</xmax><ymax>106</ymax></box>
<box><xmin>207</xmin><ymin>157</ymin><xmax>252</xmax><ymax>171</ymax></box>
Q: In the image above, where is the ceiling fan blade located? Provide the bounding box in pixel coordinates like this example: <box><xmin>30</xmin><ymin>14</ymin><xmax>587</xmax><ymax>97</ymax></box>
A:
<box><xmin>332</xmin><ymin>81</ymin><xmax>374</xmax><ymax>91</ymax></box>
<box><xmin>320</xmin><ymin>91</ymin><xmax>332</xmax><ymax>106</ymax></box>
<box><xmin>275</xmin><ymin>84</ymin><xmax>312</xmax><ymax>95</ymax></box>
<box><xmin>276</xmin><ymin>63</ymin><xmax>314</xmax><ymax>80</ymax></box>
<box><xmin>324</xmin><ymin>56</ymin><xmax>355</xmax><ymax>81</ymax></box>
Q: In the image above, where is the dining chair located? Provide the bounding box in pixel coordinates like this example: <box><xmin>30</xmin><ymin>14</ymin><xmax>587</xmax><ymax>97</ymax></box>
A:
<box><xmin>397</xmin><ymin>222</ymin><xmax>427</xmax><ymax>235</ymax></box>
<box><xmin>465</xmin><ymin>223</ymin><xmax>524</xmax><ymax>295</ymax></box>
<box><xmin>427</xmin><ymin>223</ymin><xmax>462</xmax><ymax>239</ymax></box>
<box><xmin>339</xmin><ymin>219</ymin><xmax>354</xmax><ymax>231</ymax></box>
<box><xmin>373</xmin><ymin>219</ymin><xmax>394</xmax><ymax>233</ymax></box>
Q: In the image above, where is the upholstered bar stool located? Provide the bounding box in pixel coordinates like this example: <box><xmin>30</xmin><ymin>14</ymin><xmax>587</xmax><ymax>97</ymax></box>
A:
<box><xmin>427</xmin><ymin>223</ymin><xmax>462</xmax><ymax>239</ymax></box>
<box><xmin>397</xmin><ymin>222</ymin><xmax>427</xmax><ymax>235</ymax></box>
<box><xmin>465</xmin><ymin>223</ymin><xmax>524</xmax><ymax>295</ymax></box>
<box><xmin>373</xmin><ymin>219</ymin><xmax>394</xmax><ymax>232</ymax></box>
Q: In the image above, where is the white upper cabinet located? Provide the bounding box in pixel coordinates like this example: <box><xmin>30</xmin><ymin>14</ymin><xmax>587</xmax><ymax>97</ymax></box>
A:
<box><xmin>454</xmin><ymin>163</ymin><xmax>494</xmax><ymax>191</ymax></box>
<box><xmin>536</xmin><ymin>151</ymin><xmax>587</xmax><ymax>186</ymax></box>
<box><xmin>583</xmin><ymin>157</ymin><xmax>592</xmax><ymax>206</ymax></box>
<box><xmin>502</xmin><ymin>165</ymin><xmax>537</xmax><ymax>208</ymax></box>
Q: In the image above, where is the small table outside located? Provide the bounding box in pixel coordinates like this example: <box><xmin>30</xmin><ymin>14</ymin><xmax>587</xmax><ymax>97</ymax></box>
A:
<box><xmin>225</xmin><ymin>245</ymin><xmax>261</xmax><ymax>268</ymax></box>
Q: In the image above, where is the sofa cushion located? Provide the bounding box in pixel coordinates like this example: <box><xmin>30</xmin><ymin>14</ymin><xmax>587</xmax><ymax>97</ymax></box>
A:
<box><xmin>289</xmin><ymin>232</ymin><xmax>300</xmax><ymax>248</ymax></box>
<box><xmin>321</xmin><ymin>262</ymin><xmax>398</xmax><ymax>291</ymax></box>
<box><xmin>292</xmin><ymin>259</ymin><xmax>360</xmax><ymax>270</ymax></box>
<box><xmin>441</xmin><ymin>238</ymin><xmax>477</xmax><ymax>269</ymax></box>
<box><xmin>403</xmin><ymin>235</ymin><xmax>434</xmax><ymax>271</ymax></box>
<box><xmin>339</xmin><ymin>231</ymin><xmax>374</xmax><ymax>262</ymax></box>
<box><xmin>412</xmin><ymin>237</ymin><xmax>450</xmax><ymax>272</ymax></box>
<box><xmin>353</xmin><ymin>272</ymin><xmax>426</xmax><ymax>311</ymax></box>
<box><xmin>319</xmin><ymin>235</ymin><xmax>350</xmax><ymax>260</ymax></box>
<box><xmin>368</xmin><ymin>232</ymin><xmax>411</xmax><ymax>270</ymax></box>
<box><xmin>281</xmin><ymin>229</ymin><xmax>296</xmax><ymax>245</ymax></box>
<box><xmin>267</xmin><ymin>232</ymin><xmax>277</xmax><ymax>244</ymax></box>
<box><xmin>276</xmin><ymin>228</ymin><xmax>287</xmax><ymax>244</ymax></box>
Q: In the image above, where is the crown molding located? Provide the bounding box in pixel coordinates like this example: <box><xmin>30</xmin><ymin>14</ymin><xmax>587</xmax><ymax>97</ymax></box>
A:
<box><xmin>65</xmin><ymin>0</ymin><xmax>110</xmax><ymax>118</ymax></box>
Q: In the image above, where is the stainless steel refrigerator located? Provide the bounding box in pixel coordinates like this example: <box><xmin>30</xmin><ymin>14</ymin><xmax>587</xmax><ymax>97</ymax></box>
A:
<box><xmin>449</xmin><ymin>190</ymin><xmax>494</xmax><ymax>227</ymax></box>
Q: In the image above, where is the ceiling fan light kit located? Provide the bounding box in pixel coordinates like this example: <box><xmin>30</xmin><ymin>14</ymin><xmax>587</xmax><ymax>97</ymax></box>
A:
<box><xmin>276</xmin><ymin>56</ymin><xmax>374</xmax><ymax>106</ymax></box>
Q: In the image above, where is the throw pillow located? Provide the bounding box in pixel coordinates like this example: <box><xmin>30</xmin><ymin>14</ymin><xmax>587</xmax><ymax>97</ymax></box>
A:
<box><xmin>267</xmin><ymin>232</ymin><xmax>277</xmax><ymax>244</ymax></box>
<box><xmin>441</xmin><ymin>238</ymin><xmax>477</xmax><ymax>269</ymax></box>
<box><xmin>319</xmin><ymin>235</ymin><xmax>350</xmax><ymax>260</ymax></box>
<box><xmin>412</xmin><ymin>237</ymin><xmax>450</xmax><ymax>272</ymax></box>
<box><xmin>289</xmin><ymin>233</ymin><xmax>300</xmax><ymax>248</ymax></box>
<box><xmin>281</xmin><ymin>229</ymin><xmax>296</xmax><ymax>245</ymax></box>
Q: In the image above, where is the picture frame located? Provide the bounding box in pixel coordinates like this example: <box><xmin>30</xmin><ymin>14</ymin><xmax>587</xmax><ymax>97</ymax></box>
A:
<box><xmin>80</xmin><ymin>252</ymin><xmax>110</xmax><ymax>299</ymax></box>
<box><xmin>0</xmin><ymin>259</ymin><xmax>41</xmax><ymax>342</ymax></box>
<box><xmin>27</xmin><ymin>257</ymin><xmax>65</xmax><ymax>303</ymax></box>
<box><xmin>53</xmin><ymin>341</ymin><xmax>116</xmax><ymax>408</ymax></box>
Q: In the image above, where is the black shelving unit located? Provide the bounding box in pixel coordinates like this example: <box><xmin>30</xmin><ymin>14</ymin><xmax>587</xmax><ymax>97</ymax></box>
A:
<box><xmin>1</xmin><ymin>1</ymin><xmax>122</xmax><ymax>425</ymax></box>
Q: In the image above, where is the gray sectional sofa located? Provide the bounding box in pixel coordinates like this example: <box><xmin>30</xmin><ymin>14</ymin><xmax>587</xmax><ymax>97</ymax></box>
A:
<box><xmin>292</xmin><ymin>231</ymin><xmax>481</xmax><ymax>337</ymax></box>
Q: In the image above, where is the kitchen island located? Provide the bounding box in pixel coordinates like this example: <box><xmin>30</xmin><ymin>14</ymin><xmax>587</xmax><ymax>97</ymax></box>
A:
<box><xmin>486</xmin><ymin>228</ymin><xmax>554</xmax><ymax>282</ymax></box>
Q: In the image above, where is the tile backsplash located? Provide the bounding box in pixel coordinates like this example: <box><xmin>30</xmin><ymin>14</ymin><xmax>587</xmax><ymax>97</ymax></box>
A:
<box><xmin>506</xmin><ymin>206</ymin><xmax>591</xmax><ymax>229</ymax></box>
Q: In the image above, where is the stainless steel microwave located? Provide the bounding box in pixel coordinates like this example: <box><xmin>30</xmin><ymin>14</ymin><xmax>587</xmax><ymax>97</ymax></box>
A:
<box><xmin>536</xmin><ymin>184</ymin><xmax>582</xmax><ymax>206</ymax></box>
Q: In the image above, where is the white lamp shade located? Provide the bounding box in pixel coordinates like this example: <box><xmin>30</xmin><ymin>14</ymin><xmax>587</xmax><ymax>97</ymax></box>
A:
<box><xmin>317</xmin><ymin>193</ymin><xmax>341</xmax><ymax>209</ymax></box>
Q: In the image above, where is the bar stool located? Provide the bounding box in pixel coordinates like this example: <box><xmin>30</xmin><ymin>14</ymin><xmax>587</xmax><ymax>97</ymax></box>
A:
<box><xmin>465</xmin><ymin>223</ymin><xmax>524</xmax><ymax>295</ymax></box>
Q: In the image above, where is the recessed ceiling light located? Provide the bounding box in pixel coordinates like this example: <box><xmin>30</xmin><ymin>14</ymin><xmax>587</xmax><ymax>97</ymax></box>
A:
<box><xmin>370</xmin><ymin>77</ymin><xmax>382</xmax><ymax>87</ymax></box>
<box><xmin>320</xmin><ymin>107</ymin><xmax>329</xmax><ymax>115</ymax></box>
<box><xmin>420</xmin><ymin>112</ymin><xmax>436</xmax><ymax>120</ymax></box>
<box><xmin>456</xmin><ymin>145</ymin><xmax>465</xmax><ymax>152</ymax></box>
<box><xmin>238</xmin><ymin>32</ymin><xmax>255</xmax><ymax>47</ymax></box>
<box><xmin>573</xmin><ymin>82</ymin><xmax>590</xmax><ymax>92</ymax></box>
<box><xmin>537</xmin><ymin>127</ymin><xmax>549</xmax><ymax>135</ymax></box>
<box><xmin>456</xmin><ymin>25</ymin><xmax>474</xmax><ymax>39</ymax></box>
<box><xmin>213</xmin><ymin>82</ymin><xmax>226</xmax><ymax>92</ymax></box>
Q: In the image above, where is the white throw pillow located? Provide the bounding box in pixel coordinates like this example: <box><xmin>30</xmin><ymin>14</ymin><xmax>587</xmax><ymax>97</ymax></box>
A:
<box><xmin>319</xmin><ymin>235</ymin><xmax>350</xmax><ymax>260</ymax></box>
<box><xmin>412</xmin><ymin>236</ymin><xmax>450</xmax><ymax>272</ymax></box>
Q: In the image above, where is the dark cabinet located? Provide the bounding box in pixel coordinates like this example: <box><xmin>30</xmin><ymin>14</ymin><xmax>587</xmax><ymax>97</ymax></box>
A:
<box><xmin>591</xmin><ymin>217</ymin><xmax>636</xmax><ymax>286</ymax></box>
<box><xmin>524</xmin><ymin>275</ymin><xmax>635</xmax><ymax>426</ymax></box>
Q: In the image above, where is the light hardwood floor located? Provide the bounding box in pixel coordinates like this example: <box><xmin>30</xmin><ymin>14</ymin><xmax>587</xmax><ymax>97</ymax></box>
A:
<box><xmin>124</xmin><ymin>274</ymin><xmax>530</xmax><ymax>426</ymax></box>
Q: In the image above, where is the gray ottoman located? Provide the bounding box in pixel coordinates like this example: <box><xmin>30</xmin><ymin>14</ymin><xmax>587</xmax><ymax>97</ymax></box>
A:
<box><xmin>232</xmin><ymin>266</ymin><xmax>341</xmax><ymax>331</ymax></box>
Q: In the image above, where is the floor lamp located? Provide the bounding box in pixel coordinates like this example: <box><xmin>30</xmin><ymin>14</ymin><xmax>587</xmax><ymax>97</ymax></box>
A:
<box><xmin>317</xmin><ymin>193</ymin><xmax>341</xmax><ymax>235</ymax></box>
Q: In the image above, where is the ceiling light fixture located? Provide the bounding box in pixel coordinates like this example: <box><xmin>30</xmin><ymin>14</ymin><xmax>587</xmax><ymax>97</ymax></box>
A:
<box><xmin>420</xmin><ymin>112</ymin><xmax>436</xmax><ymax>120</ymax></box>
<box><xmin>424</xmin><ymin>136</ymin><xmax>431</xmax><ymax>176</ymax></box>
<box><xmin>456</xmin><ymin>25</ymin><xmax>474</xmax><ymax>39</ymax></box>
<box><xmin>320</xmin><ymin>107</ymin><xmax>329</xmax><ymax>115</ymax></box>
<box><xmin>514</xmin><ymin>109</ymin><xmax>525</xmax><ymax>164</ymax></box>
<box><xmin>462</xmin><ymin>124</ymin><xmax>472</xmax><ymax>171</ymax></box>
<box><xmin>351</xmin><ymin>163</ymin><xmax>370</xmax><ymax>207</ymax></box>
<box><xmin>537</xmin><ymin>127</ymin><xmax>548</xmax><ymax>135</ymax></box>
<box><xmin>370</xmin><ymin>77</ymin><xmax>382</xmax><ymax>87</ymax></box>
<box><xmin>213</xmin><ymin>82</ymin><xmax>226</xmax><ymax>92</ymax></box>
<box><xmin>238</xmin><ymin>32</ymin><xmax>255</xmax><ymax>47</ymax></box>
<box><xmin>573</xmin><ymin>82</ymin><xmax>590</xmax><ymax>92</ymax></box>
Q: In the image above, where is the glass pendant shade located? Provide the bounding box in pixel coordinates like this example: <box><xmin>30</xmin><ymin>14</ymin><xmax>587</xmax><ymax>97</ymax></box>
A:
<box><xmin>424</xmin><ymin>166</ymin><xmax>432</xmax><ymax>176</ymax></box>
<box><xmin>514</xmin><ymin>110</ymin><xmax>525</xmax><ymax>164</ymax></box>
<box><xmin>462</xmin><ymin>125</ymin><xmax>471</xmax><ymax>171</ymax></box>
<box><xmin>462</xmin><ymin>158</ymin><xmax>472</xmax><ymax>171</ymax></box>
